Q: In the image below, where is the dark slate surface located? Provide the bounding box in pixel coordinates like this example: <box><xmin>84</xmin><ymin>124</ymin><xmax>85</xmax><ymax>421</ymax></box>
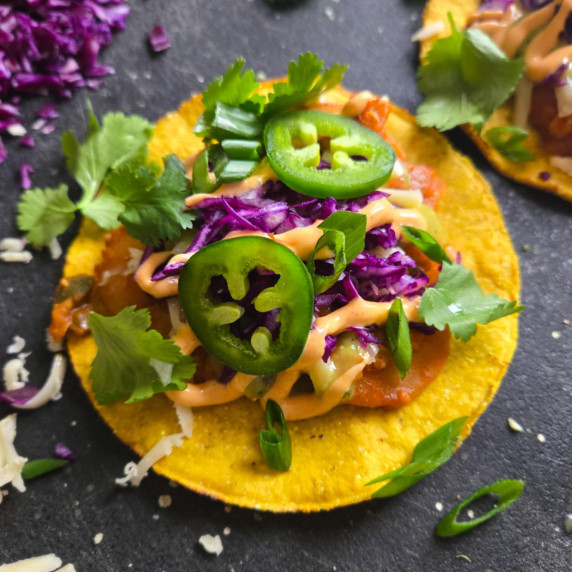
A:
<box><xmin>1</xmin><ymin>0</ymin><xmax>571</xmax><ymax>570</ymax></box>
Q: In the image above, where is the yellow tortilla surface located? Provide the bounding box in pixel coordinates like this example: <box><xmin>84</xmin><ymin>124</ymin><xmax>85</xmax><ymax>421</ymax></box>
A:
<box><xmin>420</xmin><ymin>0</ymin><xmax>572</xmax><ymax>201</ymax></box>
<box><xmin>65</xmin><ymin>85</ymin><xmax>520</xmax><ymax>512</ymax></box>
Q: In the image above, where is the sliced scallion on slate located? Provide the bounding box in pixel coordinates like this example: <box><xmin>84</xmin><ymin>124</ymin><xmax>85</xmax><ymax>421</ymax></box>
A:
<box><xmin>259</xmin><ymin>399</ymin><xmax>292</xmax><ymax>471</ymax></box>
<box><xmin>307</xmin><ymin>211</ymin><xmax>366</xmax><ymax>294</ymax></box>
<box><xmin>435</xmin><ymin>479</ymin><xmax>525</xmax><ymax>537</ymax></box>
<box><xmin>22</xmin><ymin>459</ymin><xmax>69</xmax><ymax>480</ymax></box>
<box><xmin>386</xmin><ymin>297</ymin><xmax>412</xmax><ymax>379</ymax></box>
<box><xmin>483</xmin><ymin>126</ymin><xmax>535</xmax><ymax>163</ymax></box>
<box><xmin>366</xmin><ymin>417</ymin><xmax>467</xmax><ymax>498</ymax></box>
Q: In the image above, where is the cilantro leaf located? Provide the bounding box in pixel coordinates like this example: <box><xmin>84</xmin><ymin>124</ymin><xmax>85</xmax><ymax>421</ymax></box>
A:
<box><xmin>418</xmin><ymin>262</ymin><xmax>524</xmax><ymax>342</ymax></box>
<box><xmin>417</xmin><ymin>14</ymin><xmax>524</xmax><ymax>131</ymax></box>
<box><xmin>63</xmin><ymin>107</ymin><xmax>153</xmax><ymax>207</ymax></box>
<box><xmin>201</xmin><ymin>58</ymin><xmax>260</xmax><ymax>112</ymax></box>
<box><xmin>16</xmin><ymin>185</ymin><xmax>77</xmax><ymax>247</ymax></box>
<box><xmin>484</xmin><ymin>126</ymin><xmax>535</xmax><ymax>162</ymax></box>
<box><xmin>89</xmin><ymin>306</ymin><xmax>196</xmax><ymax>405</ymax></box>
<box><xmin>264</xmin><ymin>52</ymin><xmax>348</xmax><ymax>117</ymax></box>
<box><xmin>81</xmin><ymin>193</ymin><xmax>125</xmax><ymax>230</ymax></box>
<box><xmin>104</xmin><ymin>154</ymin><xmax>194</xmax><ymax>247</ymax></box>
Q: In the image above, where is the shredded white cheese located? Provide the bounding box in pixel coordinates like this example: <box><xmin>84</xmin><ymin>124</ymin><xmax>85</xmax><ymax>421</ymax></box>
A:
<box><xmin>13</xmin><ymin>354</ymin><xmax>66</xmax><ymax>410</ymax></box>
<box><xmin>45</xmin><ymin>330</ymin><xmax>63</xmax><ymax>353</ymax></box>
<box><xmin>0</xmin><ymin>251</ymin><xmax>33</xmax><ymax>264</ymax></box>
<box><xmin>93</xmin><ymin>533</ymin><xmax>103</xmax><ymax>545</ymax></box>
<box><xmin>6</xmin><ymin>336</ymin><xmax>26</xmax><ymax>355</ymax></box>
<box><xmin>167</xmin><ymin>297</ymin><xmax>184</xmax><ymax>335</ymax></box>
<box><xmin>6</xmin><ymin>124</ymin><xmax>26</xmax><ymax>137</ymax></box>
<box><xmin>382</xmin><ymin>188</ymin><xmax>423</xmax><ymax>209</ymax></box>
<box><xmin>115</xmin><ymin>433</ymin><xmax>184</xmax><ymax>487</ymax></box>
<box><xmin>0</xmin><ymin>414</ymin><xmax>28</xmax><ymax>500</ymax></box>
<box><xmin>174</xmin><ymin>403</ymin><xmax>193</xmax><ymax>438</ymax></box>
<box><xmin>411</xmin><ymin>20</ymin><xmax>445</xmax><ymax>42</ymax></box>
<box><xmin>198</xmin><ymin>534</ymin><xmax>223</xmax><ymax>556</ymax></box>
<box><xmin>56</xmin><ymin>565</ymin><xmax>77</xmax><ymax>572</ymax></box>
<box><xmin>0</xmin><ymin>554</ymin><xmax>65</xmax><ymax>572</ymax></box>
<box><xmin>48</xmin><ymin>238</ymin><xmax>62</xmax><ymax>261</ymax></box>
<box><xmin>3</xmin><ymin>353</ymin><xmax>30</xmax><ymax>391</ymax></box>
<box><xmin>0</xmin><ymin>238</ymin><xmax>26</xmax><ymax>253</ymax></box>
<box><xmin>122</xmin><ymin>247</ymin><xmax>144</xmax><ymax>276</ymax></box>
<box><xmin>513</xmin><ymin>77</ymin><xmax>533</xmax><ymax>128</ymax></box>
<box><xmin>550</xmin><ymin>156</ymin><xmax>572</xmax><ymax>176</ymax></box>
<box><xmin>508</xmin><ymin>418</ymin><xmax>524</xmax><ymax>432</ymax></box>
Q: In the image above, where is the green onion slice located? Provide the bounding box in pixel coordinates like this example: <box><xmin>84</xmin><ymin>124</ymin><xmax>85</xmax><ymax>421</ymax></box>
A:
<box><xmin>259</xmin><ymin>399</ymin><xmax>292</xmax><ymax>471</ymax></box>
<box><xmin>221</xmin><ymin>139</ymin><xmax>262</xmax><ymax>161</ymax></box>
<box><xmin>306</xmin><ymin>211</ymin><xmax>366</xmax><ymax>294</ymax></box>
<box><xmin>22</xmin><ymin>459</ymin><xmax>69</xmax><ymax>480</ymax></box>
<box><xmin>401</xmin><ymin>226</ymin><xmax>451</xmax><ymax>265</ymax></box>
<box><xmin>366</xmin><ymin>417</ymin><xmax>467</xmax><ymax>498</ymax></box>
<box><xmin>436</xmin><ymin>479</ymin><xmax>525</xmax><ymax>537</ymax></box>
<box><xmin>386</xmin><ymin>297</ymin><xmax>412</xmax><ymax>379</ymax></box>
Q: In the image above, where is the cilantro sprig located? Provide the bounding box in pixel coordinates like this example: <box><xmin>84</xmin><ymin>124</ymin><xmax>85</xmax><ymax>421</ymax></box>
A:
<box><xmin>191</xmin><ymin>53</ymin><xmax>347</xmax><ymax>194</ymax></box>
<box><xmin>17</xmin><ymin>104</ymin><xmax>193</xmax><ymax>248</ymax></box>
<box><xmin>417</xmin><ymin>14</ymin><xmax>524</xmax><ymax>131</ymax></box>
<box><xmin>89</xmin><ymin>306</ymin><xmax>196</xmax><ymax>405</ymax></box>
<box><xmin>404</xmin><ymin>226</ymin><xmax>523</xmax><ymax>341</ymax></box>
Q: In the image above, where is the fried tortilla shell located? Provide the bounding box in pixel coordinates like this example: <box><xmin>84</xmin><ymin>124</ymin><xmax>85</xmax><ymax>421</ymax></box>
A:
<box><xmin>420</xmin><ymin>0</ymin><xmax>572</xmax><ymax>201</ymax></box>
<box><xmin>65</xmin><ymin>85</ymin><xmax>520</xmax><ymax>512</ymax></box>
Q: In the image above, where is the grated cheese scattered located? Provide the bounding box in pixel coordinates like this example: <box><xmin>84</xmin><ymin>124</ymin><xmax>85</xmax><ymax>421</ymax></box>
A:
<box><xmin>6</xmin><ymin>336</ymin><xmax>26</xmax><ymax>355</ymax></box>
<box><xmin>174</xmin><ymin>402</ymin><xmax>193</xmax><ymax>438</ymax></box>
<box><xmin>0</xmin><ymin>238</ymin><xmax>26</xmax><ymax>252</ymax></box>
<box><xmin>3</xmin><ymin>353</ymin><xmax>30</xmax><ymax>390</ymax></box>
<box><xmin>198</xmin><ymin>534</ymin><xmax>223</xmax><ymax>556</ymax></box>
<box><xmin>564</xmin><ymin>514</ymin><xmax>572</xmax><ymax>534</ymax></box>
<box><xmin>223</xmin><ymin>527</ymin><xmax>231</xmax><ymax>536</ymax></box>
<box><xmin>0</xmin><ymin>554</ymin><xmax>64</xmax><ymax>572</ymax></box>
<box><xmin>158</xmin><ymin>494</ymin><xmax>172</xmax><ymax>508</ymax></box>
<box><xmin>508</xmin><ymin>418</ymin><xmax>524</xmax><ymax>432</ymax></box>
<box><xmin>14</xmin><ymin>354</ymin><xmax>66</xmax><ymax>410</ymax></box>
<box><xmin>6</xmin><ymin>124</ymin><xmax>26</xmax><ymax>137</ymax></box>
<box><xmin>115</xmin><ymin>433</ymin><xmax>184</xmax><ymax>487</ymax></box>
<box><xmin>550</xmin><ymin>156</ymin><xmax>572</xmax><ymax>176</ymax></box>
<box><xmin>411</xmin><ymin>20</ymin><xmax>445</xmax><ymax>42</ymax></box>
<box><xmin>435</xmin><ymin>502</ymin><xmax>443</xmax><ymax>512</ymax></box>
<box><xmin>0</xmin><ymin>414</ymin><xmax>28</xmax><ymax>501</ymax></box>
<box><xmin>0</xmin><ymin>251</ymin><xmax>33</xmax><ymax>264</ymax></box>
<box><xmin>552</xmin><ymin>331</ymin><xmax>561</xmax><ymax>339</ymax></box>
<box><xmin>122</xmin><ymin>248</ymin><xmax>144</xmax><ymax>276</ymax></box>
<box><xmin>167</xmin><ymin>297</ymin><xmax>184</xmax><ymax>335</ymax></box>
<box><xmin>537</xmin><ymin>434</ymin><xmax>546</xmax><ymax>443</ymax></box>
<box><xmin>48</xmin><ymin>238</ymin><xmax>62</xmax><ymax>261</ymax></box>
<box><xmin>46</xmin><ymin>330</ymin><xmax>63</xmax><ymax>353</ymax></box>
<box><xmin>513</xmin><ymin>77</ymin><xmax>533</xmax><ymax>129</ymax></box>
<box><xmin>93</xmin><ymin>533</ymin><xmax>103</xmax><ymax>545</ymax></box>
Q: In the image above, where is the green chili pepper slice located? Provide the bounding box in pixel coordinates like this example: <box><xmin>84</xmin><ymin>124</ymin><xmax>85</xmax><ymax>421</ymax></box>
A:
<box><xmin>264</xmin><ymin>110</ymin><xmax>395</xmax><ymax>199</ymax></box>
<box><xmin>178</xmin><ymin>236</ymin><xmax>314</xmax><ymax>376</ymax></box>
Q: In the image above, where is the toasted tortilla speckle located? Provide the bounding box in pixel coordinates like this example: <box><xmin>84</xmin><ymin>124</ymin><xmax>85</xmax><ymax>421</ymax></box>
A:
<box><xmin>65</xmin><ymin>85</ymin><xmax>520</xmax><ymax>512</ymax></box>
<box><xmin>420</xmin><ymin>0</ymin><xmax>572</xmax><ymax>201</ymax></box>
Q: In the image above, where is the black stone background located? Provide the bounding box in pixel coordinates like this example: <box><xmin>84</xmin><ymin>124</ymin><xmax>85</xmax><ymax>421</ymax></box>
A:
<box><xmin>0</xmin><ymin>0</ymin><xmax>571</xmax><ymax>570</ymax></box>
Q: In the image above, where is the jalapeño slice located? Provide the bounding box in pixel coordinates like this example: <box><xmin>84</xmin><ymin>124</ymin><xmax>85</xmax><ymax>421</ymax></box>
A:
<box><xmin>178</xmin><ymin>236</ymin><xmax>314</xmax><ymax>376</ymax></box>
<box><xmin>264</xmin><ymin>110</ymin><xmax>395</xmax><ymax>199</ymax></box>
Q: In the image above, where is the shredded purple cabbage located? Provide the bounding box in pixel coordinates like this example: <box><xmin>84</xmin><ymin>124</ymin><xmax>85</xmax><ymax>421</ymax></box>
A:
<box><xmin>0</xmin><ymin>0</ymin><xmax>129</xmax><ymax>161</ymax></box>
<box><xmin>149</xmin><ymin>24</ymin><xmax>170</xmax><ymax>53</ymax></box>
<box><xmin>322</xmin><ymin>335</ymin><xmax>338</xmax><ymax>362</ymax></box>
<box><xmin>539</xmin><ymin>171</ymin><xmax>551</xmax><ymax>181</ymax></box>
<box><xmin>55</xmin><ymin>442</ymin><xmax>76</xmax><ymax>461</ymax></box>
<box><xmin>0</xmin><ymin>385</ymin><xmax>39</xmax><ymax>405</ymax></box>
<box><xmin>521</xmin><ymin>0</ymin><xmax>553</xmax><ymax>11</ymax></box>
<box><xmin>19</xmin><ymin>134</ymin><xmax>34</xmax><ymax>147</ymax></box>
<box><xmin>20</xmin><ymin>162</ymin><xmax>33</xmax><ymax>189</ymax></box>
<box><xmin>480</xmin><ymin>0</ymin><xmax>514</xmax><ymax>11</ymax></box>
<box><xmin>542</xmin><ymin>61</ymin><xmax>568</xmax><ymax>87</ymax></box>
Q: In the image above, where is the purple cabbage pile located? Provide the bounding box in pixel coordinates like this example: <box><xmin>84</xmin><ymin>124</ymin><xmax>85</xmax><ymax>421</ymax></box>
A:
<box><xmin>0</xmin><ymin>0</ymin><xmax>130</xmax><ymax>162</ymax></box>
<box><xmin>150</xmin><ymin>179</ymin><xmax>429</xmax><ymax>312</ymax></box>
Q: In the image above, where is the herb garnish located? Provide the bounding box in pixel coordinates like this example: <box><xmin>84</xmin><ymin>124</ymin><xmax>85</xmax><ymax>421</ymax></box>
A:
<box><xmin>436</xmin><ymin>479</ymin><xmax>525</xmax><ymax>537</ymax></box>
<box><xmin>259</xmin><ymin>399</ymin><xmax>292</xmax><ymax>471</ymax></box>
